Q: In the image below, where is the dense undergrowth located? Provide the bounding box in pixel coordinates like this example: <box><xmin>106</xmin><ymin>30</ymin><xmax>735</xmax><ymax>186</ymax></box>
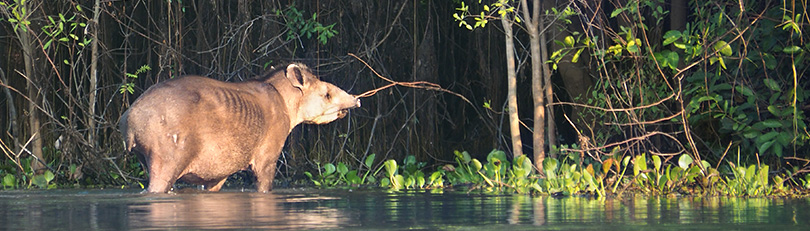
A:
<box><xmin>305</xmin><ymin>150</ymin><xmax>810</xmax><ymax>198</ymax></box>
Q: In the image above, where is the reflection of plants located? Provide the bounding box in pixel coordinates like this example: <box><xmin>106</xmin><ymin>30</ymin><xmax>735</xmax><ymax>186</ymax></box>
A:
<box><xmin>276</xmin><ymin>3</ymin><xmax>337</xmax><ymax>45</ymax></box>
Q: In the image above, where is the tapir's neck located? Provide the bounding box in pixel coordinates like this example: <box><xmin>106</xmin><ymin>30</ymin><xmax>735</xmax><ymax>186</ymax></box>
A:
<box><xmin>265</xmin><ymin>77</ymin><xmax>304</xmax><ymax>129</ymax></box>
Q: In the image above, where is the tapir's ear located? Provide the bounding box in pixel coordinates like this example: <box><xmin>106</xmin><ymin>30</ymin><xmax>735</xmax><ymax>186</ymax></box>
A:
<box><xmin>285</xmin><ymin>63</ymin><xmax>307</xmax><ymax>89</ymax></box>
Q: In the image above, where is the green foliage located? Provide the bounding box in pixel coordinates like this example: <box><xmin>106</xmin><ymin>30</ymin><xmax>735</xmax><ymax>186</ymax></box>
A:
<box><xmin>721</xmin><ymin>164</ymin><xmax>771</xmax><ymax>196</ymax></box>
<box><xmin>302</xmin><ymin>149</ymin><xmax>810</xmax><ymax>197</ymax></box>
<box><xmin>380</xmin><ymin>155</ymin><xmax>428</xmax><ymax>190</ymax></box>
<box><xmin>0</xmin><ymin>156</ymin><xmax>60</xmax><ymax>189</ymax></box>
<box><xmin>41</xmin><ymin>9</ymin><xmax>90</xmax><ymax>51</ymax></box>
<box><xmin>276</xmin><ymin>3</ymin><xmax>337</xmax><ymax>45</ymax></box>
<box><xmin>120</xmin><ymin>65</ymin><xmax>151</xmax><ymax>95</ymax></box>
<box><xmin>1</xmin><ymin>0</ymin><xmax>32</xmax><ymax>32</ymax></box>
<box><xmin>453</xmin><ymin>0</ymin><xmax>517</xmax><ymax>31</ymax></box>
<box><xmin>305</xmin><ymin>154</ymin><xmax>378</xmax><ymax>188</ymax></box>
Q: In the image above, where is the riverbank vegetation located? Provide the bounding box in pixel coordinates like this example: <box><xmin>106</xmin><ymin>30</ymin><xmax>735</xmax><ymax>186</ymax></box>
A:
<box><xmin>1</xmin><ymin>0</ymin><xmax>808</xmax><ymax>196</ymax></box>
<box><xmin>306</xmin><ymin>150</ymin><xmax>810</xmax><ymax>197</ymax></box>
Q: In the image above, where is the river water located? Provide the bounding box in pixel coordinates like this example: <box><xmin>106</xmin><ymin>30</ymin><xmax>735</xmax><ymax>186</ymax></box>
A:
<box><xmin>0</xmin><ymin>188</ymin><xmax>807</xmax><ymax>230</ymax></box>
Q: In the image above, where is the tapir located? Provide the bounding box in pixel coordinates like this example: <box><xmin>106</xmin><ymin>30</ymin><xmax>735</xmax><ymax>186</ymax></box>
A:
<box><xmin>120</xmin><ymin>63</ymin><xmax>360</xmax><ymax>193</ymax></box>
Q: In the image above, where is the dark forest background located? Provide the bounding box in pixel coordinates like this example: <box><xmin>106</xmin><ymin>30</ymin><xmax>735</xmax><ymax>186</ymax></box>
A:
<box><xmin>1</xmin><ymin>0</ymin><xmax>808</xmax><ymax>187</ymax></box>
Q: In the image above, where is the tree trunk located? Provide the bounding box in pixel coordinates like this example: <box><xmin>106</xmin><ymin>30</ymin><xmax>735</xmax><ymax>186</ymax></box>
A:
<box><xmin>539</xmin><ymin>16</ymin><xmax>556</xmax><ymax>157</ymax></box>
<box><xmin>521</xmin><ymin>0</ymin><xmax>545</xmax><ymax>171</ymax></box>
<box><xmin>87</xmin><ymin>0</ymin><xmax>102</xmax><ymax>148</ymax></box>
<box><xmin>16</xmin><ymin>0</ymin><xmax>45</xmax><ymax>173</ymax></box>
<box><xmin>413</xmin><ymin>4</ymin><xmax>439</xmax><ymax>160</ymax></box>
<box><xmin>501</xmin><ymin>15</ymin><xmax>523</xmax><ymax>158</ymax></box>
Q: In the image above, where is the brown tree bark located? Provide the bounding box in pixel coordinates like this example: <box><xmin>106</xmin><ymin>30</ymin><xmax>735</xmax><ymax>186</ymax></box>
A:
<box><xmin>521</xmin><ymin>0</ymin><xmax>547</xmax><ymax>171</ymax></box>
<box><xmin>87</xmin><ymin>0</ymin><xmax>102</xmax><ymax>148</ymax></box>
<box><xmin>501</xmin><ymin>14</ymin><xmax>523</xmax><ymax>158</ymax></box>
<box><xmin>14</xmin><ymin>0</ymin><xmax>45</xmax><ymax>172</ymax></box>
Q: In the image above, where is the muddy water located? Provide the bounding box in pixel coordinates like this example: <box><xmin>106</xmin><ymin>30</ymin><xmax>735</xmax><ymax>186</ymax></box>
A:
<box><xmin>0</xmin><ymin>189</ymin><xmax>808</xmax><ymax>230</ymax></box>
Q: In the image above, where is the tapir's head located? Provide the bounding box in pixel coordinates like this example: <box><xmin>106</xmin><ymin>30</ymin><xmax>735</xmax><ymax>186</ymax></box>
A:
<box><xmin>279</xmin><ymin>63</ymin><xmax>360</xmax><ymax>125</ymax></box>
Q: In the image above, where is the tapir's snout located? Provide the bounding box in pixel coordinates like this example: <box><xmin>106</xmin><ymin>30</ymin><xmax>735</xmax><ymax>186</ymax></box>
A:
<box><xmin>350</xmin><ymin>95</ymin><xmax>361</xmax><ymax>108</ymax></box>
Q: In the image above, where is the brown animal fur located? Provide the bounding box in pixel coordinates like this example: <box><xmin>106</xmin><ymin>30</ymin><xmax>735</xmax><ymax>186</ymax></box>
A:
<box><xmin>120</xmin><ymin>63</ymin><xmax>359</xmax><ymax>193</ymax></box>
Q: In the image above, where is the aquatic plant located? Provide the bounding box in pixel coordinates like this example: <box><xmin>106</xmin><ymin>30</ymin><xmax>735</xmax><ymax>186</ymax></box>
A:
<box><xmin>305</xmin><ymin>154</ymin><xmax>378</xmax><ymax>187</ymax></box>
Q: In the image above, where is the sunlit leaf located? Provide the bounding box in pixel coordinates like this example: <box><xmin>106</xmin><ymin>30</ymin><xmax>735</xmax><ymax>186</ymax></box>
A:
<box><xmin>365</xmin><ymin>154</ymin><xmax>376</xmax><ymax>168</ymax></box>
<box><xmin>324</xmin><ymin>163</ymin><xmax>336</xmax><ymax>176</ymax></box>
<box><xmin>337</xmin><ymin>162</ymin><xmax>349</xmax><ymax>175</ymax></box>
<box><xmin>610</xmin><ymin>8</ymin><xmax>623</xmax><ymax>18</ymax></box>
<box><xmin>572</xmin><ymin>48</ymin><xmax>584</xmax><ymax>63</ymax></box>
<box><xmin>713</xmin><ymin>40</ymin><xmax>732</xmax><ymax>56</ymax></box>
<box><xmin>678</xmin><ymin>154</ymin><xmax>693</xmax><ymax>170</ymax></box>
<box><xmin>782</xmin><ymin>45</ymin><xmax>801</xmax><ymax>54</ymax></box>
<box><xmin>663</xmin><ymin>30</ymin><xmax>681</xmax><ymax>45</ymax></box>
<box><xmin>564</xmin><ymin>35</ymin><xmax>574</xmax><ymax>47</ymax></box>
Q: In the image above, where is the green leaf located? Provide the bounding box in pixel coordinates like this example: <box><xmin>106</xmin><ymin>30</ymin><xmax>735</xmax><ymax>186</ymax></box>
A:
<box><xmin>652</xmin><ymin>155</ymin><xmax>662</xmax><ymax>172</ymax></box>
<box><xmin>758</xmin><ymin>140</ymin><xmax>775</xmax><ymax>154</ymax></box>
<box><xmin>767</xmin><ymin>105</ymin><xmax>781</xmax><ymax>117</ymax></box>
<box><xmin>756</xmin><ymin>131</ymin><xmax>780</xmax><ymax>146</ymax></box>
<box><xmin>783</xmin><ymin>45</ymin><xmax>801</xmax><ymax>54</ymax></box>
<box><xmin>365</xmin><ymin>154</ymin><xmax>376</xmax><ymax>168</ymax></box>
<box><xmin>772</xmin><ymin>142</ymin><xmax>783</xmax><ymax>157</ymax></box>
<box><xmin>760</xmin><ymin>119</ymin><xmax>783</xmax><ymax>128</ymax></box>
<box><xmin>663</xmin><ymin>30</ymin><xmax>681</xmax><ymax>45</ymax></box>
<box><xmin>626</xmin><ymin>39</ymin><xmax>640</xmax><ymax>53</ymax></box>
<box><xmin>572</xmin><ymin>48</ymin><xmax>584</xmax><ymax>63</ymax></box>
<box><xmin>610</xmin><ymin>8</ymin><xmax>623</xmax><ymax>18</ymax></box>
<box><xmin>735</xmin><ymin>85</ymin><xmax>754</xmax><ymax>97</ymax></box>
<box><xmin>542</xmin><ymin>158</ymin><xmax>559</xmax><ymax>173</ymax></box>
<box><xmin>471</xmin><ymin>159</ymin><xmax>483</xmax><ymax>172</ymax></box>
<box><xmin>763</xmin><ymin>79</ymin><xmax>781</xmax><ymax>91</ymax></box>
<box><xmin>564</xmin><ymin>36</ymin><xmax>575</xmax><ymax>47</ymax></box>
<box><xmin>713</xmin><ymin>40</ymin><xmax>732</xmax><ymax>56</ymax></box>
<box><xmin>323</xmin><ymin>163</ymin><xmax>336</xmax><ymax>176</ymax></box>
<box><xmin>337</xmin><ymin>162</ymin><xmax>348</xmax><ymax>175</ymax></box>
<box><xmin>633</xmin><ymin>154</ymin><xmax>646</xmax><ymax>176</ymax></box>
<box><xmin>678</xmin><ymin>154</ymin><xmax>693</xmax><ymax>170</ymax></box>
<box><xmin>487</xmin><ymin>150</ymin><xmax>508</xmax><ymax>165</ymax></box>
<box><xmin>2</xmin><ymin>174</ymin><xmax>16</xmax><ymax>188</ymax></box>
<box><xmin>384</xmin><ymin>159</ymin><xmax>398</xmax><ymax>177</ymax></box>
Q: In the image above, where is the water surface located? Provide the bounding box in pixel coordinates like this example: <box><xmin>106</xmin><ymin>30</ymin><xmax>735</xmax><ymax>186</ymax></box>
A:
<box><xmin>0</xmin><ymin>188</ymin><xmax>807</xmax><ymax>230</ymax></box>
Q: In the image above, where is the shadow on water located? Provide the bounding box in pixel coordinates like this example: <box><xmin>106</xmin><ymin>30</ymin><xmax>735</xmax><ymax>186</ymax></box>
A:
<box><xmin>1</xmin><ymin>188</ymin><xmax>809</xmax><ymax>230</ymax></box>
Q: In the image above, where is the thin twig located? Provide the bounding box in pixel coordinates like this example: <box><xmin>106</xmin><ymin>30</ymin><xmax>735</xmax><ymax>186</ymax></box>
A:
<box><xmin>348</xmin><ymin>53</ymin><xmax>472</xmax><ymax>105</ymax></box>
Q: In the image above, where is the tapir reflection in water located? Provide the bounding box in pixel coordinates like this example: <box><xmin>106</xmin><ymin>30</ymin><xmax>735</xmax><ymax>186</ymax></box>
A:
<box><xmin>120</xmin><ymin>63</ymin><xmax>360</xmax><ymax>193</ymax></box>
